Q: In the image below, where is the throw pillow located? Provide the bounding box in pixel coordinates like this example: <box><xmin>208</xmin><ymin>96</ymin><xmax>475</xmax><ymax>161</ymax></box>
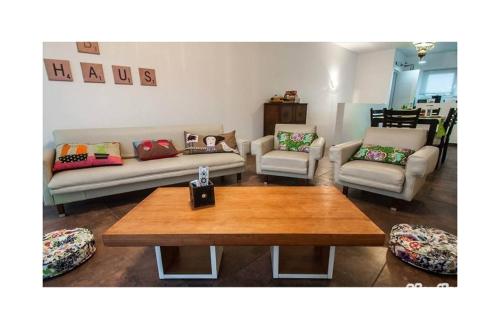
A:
<box><xmin>133</xmin><ymin>139</ymin><xmax>179</xmax><ymax>161</ymax></box>
<box><xmin>184</xmin><ymin>130</ymin><xmax>239</xmax><ymax>155</ymax></box>
<box><xmin>277</xmin><ymin>131</ymin><xmax>317</xmax><ymax>153</ymax></box>
<box><xmin>53</xmin><ymin>142</ymin><xmax>123</xmax><ymax>172</ymax></box>
<box><xmin>350</xmin><ymin>144</ymin><xmax>415</xmax><ymax>166</ymax></box>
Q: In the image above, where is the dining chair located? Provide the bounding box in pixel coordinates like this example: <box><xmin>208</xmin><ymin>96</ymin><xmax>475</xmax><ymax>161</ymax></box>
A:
<box><xmin>382</xmin><ymin>109</ymin><xmax>420</xmax><ymax>128</ymax></box>
<box><xmin>370</xmin><ymin>108</ymin><xmax>385</xmax><ymax>127</ymax></box>
<box><xmin>436</xmin><ymin>108</ymin><xmax>457</xmax><ymax>168</ymax></box>
<box><xmin>431</xmin><ymin>108</ymin><xmax>441</xmax><ymax>116</ymax></box>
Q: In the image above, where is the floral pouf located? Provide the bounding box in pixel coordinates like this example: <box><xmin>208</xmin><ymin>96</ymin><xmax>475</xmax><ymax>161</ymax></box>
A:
<box><xmin>389</xmin><ymin>224</ymin><xmax>457</xmax><ymax>275</ymax></box>
<box><xmin>43</xmin><ymin>228</ymin><xmax>96</xmax><ymax>279</ymax></box>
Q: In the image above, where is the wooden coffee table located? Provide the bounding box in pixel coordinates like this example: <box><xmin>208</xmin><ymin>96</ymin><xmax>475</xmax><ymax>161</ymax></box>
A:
<box><xmin>103</xmin><ymin>186</ymin><xmax>385</xmax><ymax>280</ymax></box>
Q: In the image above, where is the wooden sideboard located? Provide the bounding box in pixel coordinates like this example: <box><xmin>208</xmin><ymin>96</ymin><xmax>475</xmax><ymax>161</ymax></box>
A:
<box><xmin>263</xmin><ymin>103</ymin><xmax>308</xmax><ymax>136</ymax></box>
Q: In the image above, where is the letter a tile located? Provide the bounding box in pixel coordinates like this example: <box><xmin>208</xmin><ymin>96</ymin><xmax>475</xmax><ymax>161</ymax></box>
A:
<box><xmin>80</xmin><ymin>62</ymin><xmax>105</xmax><ymax>83</ymax></box>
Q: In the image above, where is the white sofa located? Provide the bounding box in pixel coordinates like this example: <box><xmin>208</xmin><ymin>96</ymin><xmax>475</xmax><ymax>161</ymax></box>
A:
<box><xmin>329</xmin><ymin>127</ymin><xmax>438</xmax><ymax>201</ymax></box>
<box><xmin>43</xmin><ymin>124</ymin><xmax>249</xmax><ymax>216</ymax></box>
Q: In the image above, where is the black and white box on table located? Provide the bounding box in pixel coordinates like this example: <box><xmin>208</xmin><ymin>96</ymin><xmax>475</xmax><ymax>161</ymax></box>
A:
<box><xmin>189</xmin><ymin>166</ymin><xmax>215</xmax><ymax>209</ymax></box>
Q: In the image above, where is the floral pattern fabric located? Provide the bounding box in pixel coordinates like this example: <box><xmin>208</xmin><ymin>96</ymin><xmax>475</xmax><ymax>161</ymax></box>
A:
<box><xmin>276</xmin><ymin>131</ymin><xmax>317</xmax><ymax>153</ymax></box>
<box><xmin>43</xmin><ymin>228</ymin><xmax>96</xmax><ymax>279</ymax></box>
<box><xmin>389</xmin><ymin>224</ymin><xmax>457</xmax><ymax>275</ymax></box>
<box><xmin>350</xmin><ymin>144</ymin><xmax>415</xmax><ymax>166</ymax></box>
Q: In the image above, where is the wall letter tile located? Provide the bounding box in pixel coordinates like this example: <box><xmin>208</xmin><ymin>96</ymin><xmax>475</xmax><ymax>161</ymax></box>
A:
<box><xmin>139</xmin><ymin>68</ymin><xmax>157</xmax><ymax>86</ymax></box>
<box><xmin>44</xmin><ymin>59</ymin><xmax>73</xmax><ymax>81</ymax></box>
<box><xmin>80</xmin><ymin>62</ymin><xmax>105</xmax><ymax>83</ymax></box>
<box><xmin>76</xmin><ymin>42</ymin><xmax>100</xmax><ymax>54</ymax></box>
<box><xmin>112</xmin><ymin>65</ymin><xmax>133</xmax><ymax>85</ymax></box>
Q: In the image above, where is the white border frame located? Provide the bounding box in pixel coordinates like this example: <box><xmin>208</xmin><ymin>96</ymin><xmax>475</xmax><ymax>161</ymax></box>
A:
<box><xmin>155</xmin><ymin>246</ymin><xmax>223</xmax><ymax>279</ymax></box>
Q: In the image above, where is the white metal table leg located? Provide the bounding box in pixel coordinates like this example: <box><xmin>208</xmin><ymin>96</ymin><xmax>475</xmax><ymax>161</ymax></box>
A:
<box><xmin>270</xmin><ymin>246</ymin><xmax>336</xmax><ymax>279</ymax></box>
<box><xmin>155</xmin><ymin>246</ymin><xmax>223</xmax><ymax>279</ymax></box>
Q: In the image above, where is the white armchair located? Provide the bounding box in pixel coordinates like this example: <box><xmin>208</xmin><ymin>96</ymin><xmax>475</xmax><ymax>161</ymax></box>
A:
<box><xmin>329</xmin><ymin>127</ymin><xmax>439</xmax><ymax>201</ymax></box>
<box><xmin>251</xmin><ymin>124</ymin><xmax>325</xmax><ymax>181</ymax></box>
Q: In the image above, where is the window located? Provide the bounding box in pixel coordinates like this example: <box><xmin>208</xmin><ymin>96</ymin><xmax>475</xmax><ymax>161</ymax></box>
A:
<box><xmin>420</xmin><ymin>69</ymin><xmax>457</xmax><ymax>96</ymax></box>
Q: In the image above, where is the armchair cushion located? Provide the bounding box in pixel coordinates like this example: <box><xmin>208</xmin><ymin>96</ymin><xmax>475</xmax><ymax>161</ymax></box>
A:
<box><xmin>350</xmin><ymin>144</ymin><xmax>415</xmax><ymax>166</ymax></box>
<box><xmin>274</xmin><ymin>124</ymin><xmax>316</xmax><ymax>149</ymax></box>
<box><xmin>339</xmin><ymin>160</ymin><xmax>405</xmax><ymax>193</ymax></box>
<box><xmin>261</xmin><ymin>150</ymin><xmax>308</xmax><ymax>175</ymax></box>
<box><xmin>276</xmin><ymin>131</ymin><xmax>318</xmax><ymax>152</ymax></box>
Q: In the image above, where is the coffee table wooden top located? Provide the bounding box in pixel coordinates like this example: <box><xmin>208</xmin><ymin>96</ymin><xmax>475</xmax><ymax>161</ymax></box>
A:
<box><xmin>103</xmin><ymin>186</ymin><xmax>385</xmax><ymax>247</ymax></box>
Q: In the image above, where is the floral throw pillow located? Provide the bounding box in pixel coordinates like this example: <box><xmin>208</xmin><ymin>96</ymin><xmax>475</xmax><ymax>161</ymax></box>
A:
<box><xmin>277</xmin><ymin>131</ymin><xmax>317</xmax><ymax>153</ymax></box>
<box><xmin>350</xmin><ymin>144</ymin><xmax>415</xmax><ymax>166</ymax></box>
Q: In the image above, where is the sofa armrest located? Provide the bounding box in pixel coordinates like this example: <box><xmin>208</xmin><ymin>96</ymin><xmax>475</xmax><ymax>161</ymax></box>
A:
<box><xmin>237</xmin><ymin>139</ymin><xmax>250</xmax><ymax>161</ymax></box>
<box><xmin>43</xmin><ymin>148</ymin><xmax>55</xmax><ymax>206</ymax></box>
<box><xmin>329</xmin><ymin>140</ymin><xmax>363</xmax><ymax>165</ymax></box>
<box><xmin>309</xmin><ymin>136</ymin><xmax>325</xmax><ymax>161</ymax></box>
<box><xmin>406</xmin><ymin>146</ymin><xmax>439</xmax><ymax>177</ymax></box>
<box><xmin>251</xmin><ymin>135</ymin><xmax>274</xmax><ymax>156</ymax></box>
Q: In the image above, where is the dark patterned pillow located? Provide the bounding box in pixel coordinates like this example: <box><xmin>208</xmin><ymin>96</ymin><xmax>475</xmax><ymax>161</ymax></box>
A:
<box><xmin>184</xmin><ymin>130</ymin><xmax>239</xmax><ymax>155</ymax></box>
<box><xmin>277</xmin><ymin>131</ymin><xmax>317</xmax><ymax>153</ymax></box>
<box><xmin>350</xmin><ymin>144</ymin><xmax>415</xmax><ymax>166</ymax></box>
<box><xmin>133</xmin><ymin>139</ymin><xmax>179</xmax><ymax>161</ymax></box>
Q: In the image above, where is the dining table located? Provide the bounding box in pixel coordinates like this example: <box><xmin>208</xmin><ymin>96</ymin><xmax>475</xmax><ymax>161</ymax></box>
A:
<box><xmin>371</xmin><ymin>114</ymin><xmax>445</xmax><ymax>146</ymax></box>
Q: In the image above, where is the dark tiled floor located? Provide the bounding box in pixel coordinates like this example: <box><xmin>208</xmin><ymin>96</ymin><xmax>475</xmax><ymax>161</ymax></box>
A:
<box><xmin>43</xmin><ymin>146</ymin><xmax>457</xmax><ymax>287</ymax></box>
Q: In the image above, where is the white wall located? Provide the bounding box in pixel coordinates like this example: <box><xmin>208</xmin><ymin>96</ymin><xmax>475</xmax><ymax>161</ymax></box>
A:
<box><xmin>351</xmin><ymin>49</ymin><xmax>396</xmax><ymax>104</ymax></box>
<box><xmin>336</xmin><ymin>103</ymin><xmax>386</xmax><ymax>144</ymax></box>
<box><xmin>405</xmin><ymin>51</ymin><xmax>457</xmax><ymax>71</ymax></box>
<box><xmin>43</xmin><ymin>42</ymin><xmax>357</xmax><ymax>148</ymax></box>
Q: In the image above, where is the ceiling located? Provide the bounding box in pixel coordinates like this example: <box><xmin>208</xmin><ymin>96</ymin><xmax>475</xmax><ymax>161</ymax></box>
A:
<box><xmin>336</xmin><ymin>42</ymin><xmax>457</xmax><ymax>56</ymax></box>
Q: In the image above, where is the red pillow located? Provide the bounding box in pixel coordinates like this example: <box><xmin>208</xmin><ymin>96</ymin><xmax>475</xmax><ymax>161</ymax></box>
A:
<box><xmin>133</xmin><ymin>139</ymin><xmax>179</xmax><ymax>161</ymax></box>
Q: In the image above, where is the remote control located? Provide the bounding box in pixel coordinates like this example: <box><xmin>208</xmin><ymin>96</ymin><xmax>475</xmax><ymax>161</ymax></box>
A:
<box><xmin>198</xmin><ymin>166</ymin><xmax>209</xmax><ymax>186</ymax></box>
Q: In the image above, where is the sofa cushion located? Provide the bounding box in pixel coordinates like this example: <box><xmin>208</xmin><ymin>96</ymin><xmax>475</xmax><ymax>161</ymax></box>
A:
<box><xmin>53</xmin><ymin>124</ymin><xmax>224</xmax><ymax>158</ymax></box>
<box><xmin>363</xmin><ymin>127</ymin><xmax>427</xmax><ymax>150</ymax></box>
<box><xmin>184</xmin><ymin>130</ymin><xmax>239</xmax><ymax>155</ymax></box>
<box><xmin>389</xmin><ymin>224</ymin><xmax>457</xmax><ymax>275</ymax></box>
<box><xmin>49</xmin><ymin>153</ymin><xmax>244</xmax><ymax>193</ymax></box>
<box><xmin>351</xmin><ymin>144</ymin><xmax>415</xmax><ymax>166</ymax></box>
<box><xmin>133</xmin><ymin>139</ymin><xmax>179</xmax><ymax>160</ymax></box>
<box><xmin>339</xmin><ymin>160</ymin><xmax>405</xmax><ymax>192</ymax></box>
<box><xmin>276</xmin><ymin>131</ymin><xmax>317</xmax><ymax>153</ymax></box>
<box><xmin>53</xmin><ymin>142</ymin><xmax>123</xmax><ymax>172</ymax></box>
<box><xmin>261</xmin><ymin>150</ymin><xmax>308</xmax><ymax>175</ymax></box>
